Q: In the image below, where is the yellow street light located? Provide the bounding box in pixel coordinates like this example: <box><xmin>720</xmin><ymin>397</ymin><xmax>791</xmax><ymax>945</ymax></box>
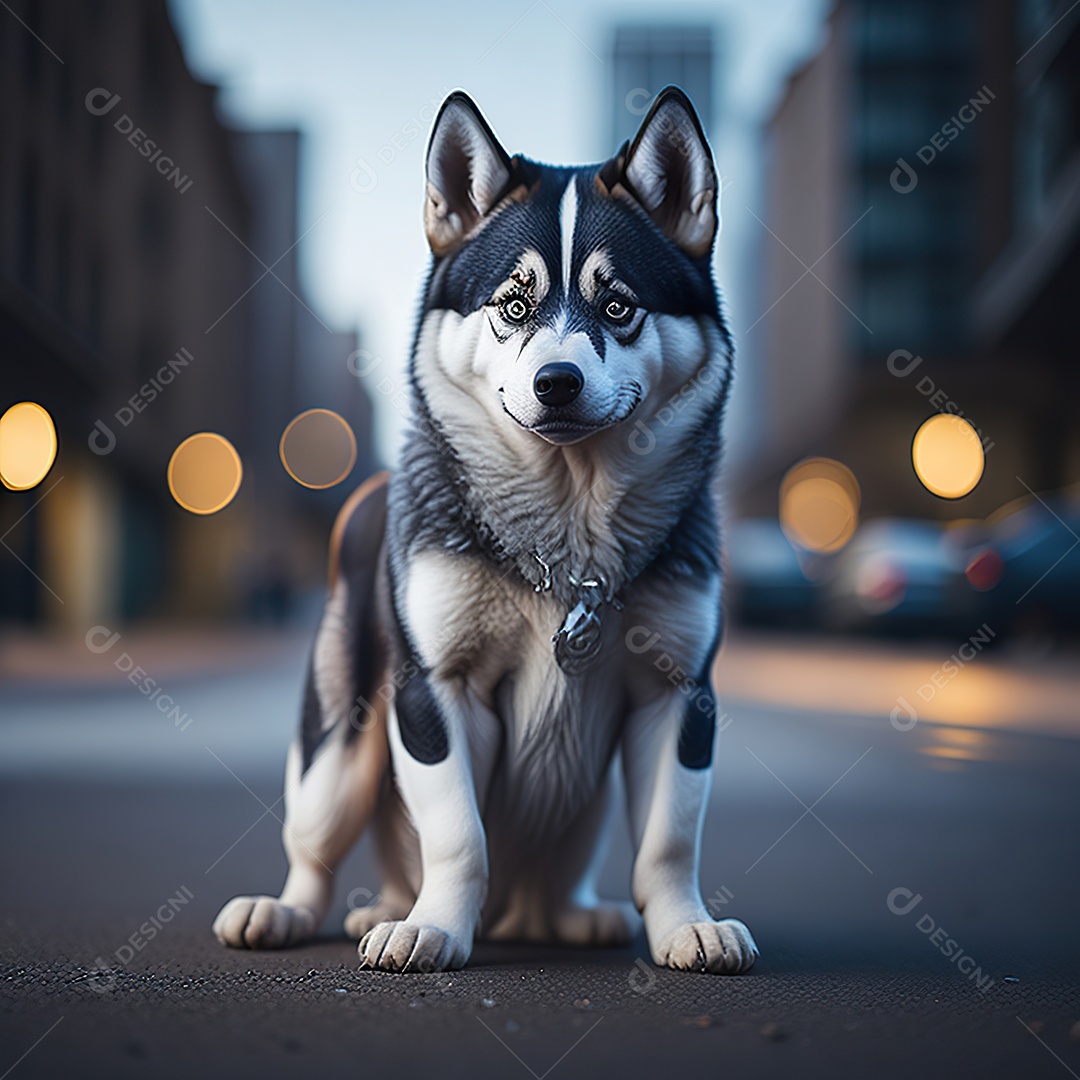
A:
<box><xmin>168</xmin><ymin>433</ymin><xmax>243</xmax><ymax>514</ymax></box>
<box><xmin>912</xmin><ymin>415</ymin><xmax>984</xmax><ymax>499</ymax></box>
<box><xmin>0</xmin><ymin>402</ymin><xmax>58</xmax><ymax>491</ymax></box>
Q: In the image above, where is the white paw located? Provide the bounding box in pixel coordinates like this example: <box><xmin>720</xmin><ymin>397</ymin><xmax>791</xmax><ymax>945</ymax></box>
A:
<box><xmin>655</xmin><ymin>918</ymin><xmax>759</xmax><ymax>975</ymax></box>
<box><xmin>357</xmin><ymin>920</ymin><xmax>467</xmax><ymax>973</ymax></box>
<box><xmin>212</xmin><ymin>895</ymin><xmax>317</xmax><ymax>949</ymax></box>
<box><xmin>554</xmin><ymin>900</ymin><xmax>641</xmax><ymax>947</ymax></box>
<box><xmin>343</xmin><ymin>899</ymin><xmax>410</xmax><ymax>940</ymax></box>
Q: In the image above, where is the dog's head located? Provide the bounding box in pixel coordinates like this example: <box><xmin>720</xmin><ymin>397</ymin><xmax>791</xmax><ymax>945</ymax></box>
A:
<box><xmin>414</xmin><ymin>87</ymin><xmax>725</xmax><ymax>450</ymax></box>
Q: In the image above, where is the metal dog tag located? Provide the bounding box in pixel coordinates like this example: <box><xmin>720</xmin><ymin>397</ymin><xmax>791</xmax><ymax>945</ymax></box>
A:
<box><xmin>553</xmin><ymin>596</ymin><xmax>604</xmax><ymax>676</ymax></box>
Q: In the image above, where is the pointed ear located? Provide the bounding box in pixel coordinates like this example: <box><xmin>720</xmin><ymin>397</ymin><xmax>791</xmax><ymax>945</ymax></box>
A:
<box><xmin>603</xmin><ymin>86</ymin><xmax>719</xmax><ymax>258</ymax></box>
<box><xmin>424</xmin><ymin>91</ymin><xmax>513</xmax><ymax>255</ymax></box>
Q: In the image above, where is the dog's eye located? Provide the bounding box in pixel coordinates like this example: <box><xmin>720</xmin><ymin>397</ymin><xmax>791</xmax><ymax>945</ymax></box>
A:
<box><xmin>604</xmin><ymin>298</ymin><xmax>635</xmax><ymax>324</ymax></box>
<box><xmin>501</xmin><ymin>296</ymin><xmax>531</xmax><ymax>325</ymax></box>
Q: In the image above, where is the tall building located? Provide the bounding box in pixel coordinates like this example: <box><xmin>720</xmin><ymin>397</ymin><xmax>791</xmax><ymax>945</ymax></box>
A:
<box><xmin>230</xmin><ymin>128</ymin><xmax>375</xmax><ymax>603</ymax></box>
<box><xmin>609</xmin><ymin>25</ymin><xmax>715</xmax><ymax>147</ymax></box>
<box><xmin>853</xmin><ymin>1</ymin><xmax>977</xmax><ymax>354</ymax></box>
<box><xmin>0</xmin><ymin>0</ymin><xmax>374</xmax><ymax>629</ymax></box>
<box><xmin>972</xmin><ymin>0</ymin><xmax>1080</xmax><ymax>492</ymax></box>
<box><xmin>741</xmin><ymin>0</ymin><xmax>1079</xmax><ymax>520</ymax></box>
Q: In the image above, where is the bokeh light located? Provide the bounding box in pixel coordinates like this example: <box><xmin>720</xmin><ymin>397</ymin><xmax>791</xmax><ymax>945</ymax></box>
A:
<box><xmin>279</xmin><ymin>408</ymin><xmax>357</xmax><ymax>489</ymax></box>
<box><xmin>0</xmin><ymin>402</ymin><xmax>58</xmax><ymax>491</ymax></box>
<box><xmin>779</xmin><ymin>457</ymin><xmax>861</xmax><ymax>553</ymax></box>
<box><xmin>167</xmin><ymin>433</ymin><xmax>243</xmax><ymax>514</ymax></box>
<box><xmin>912</xmin><ymin>414</ymin><xmax>985</xmax><ymax>499</ymax></box>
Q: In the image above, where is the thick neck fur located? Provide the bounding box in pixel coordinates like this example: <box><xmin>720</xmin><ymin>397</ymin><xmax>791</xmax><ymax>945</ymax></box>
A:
<box><xmin>394</xmin><ymin>308</ymin><xmax>731</xmax><ymax>608</ymax></box>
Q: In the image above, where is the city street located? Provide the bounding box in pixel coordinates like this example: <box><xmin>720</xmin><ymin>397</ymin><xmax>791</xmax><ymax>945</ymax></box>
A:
<box><xmin>3</xmin><ymin>0</ymin><xmax>1080</xmax><ymax>1077</ymax></box>
<box><xmin>1</xmin><ymin>628</ymin><xmax>1078</xmax><ymax>1079</ymax></box>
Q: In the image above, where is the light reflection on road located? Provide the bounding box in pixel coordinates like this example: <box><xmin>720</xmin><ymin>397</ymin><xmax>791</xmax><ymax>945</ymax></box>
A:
<box><xmin>716</xmin><ymin>633</ymin><xmax>1080</xmax><ymax>743</ymax></box>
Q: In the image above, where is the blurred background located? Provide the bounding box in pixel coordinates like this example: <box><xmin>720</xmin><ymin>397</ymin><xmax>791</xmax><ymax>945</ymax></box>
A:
<box><xmin>1</xmin><ymin>0</ymin><xmax>1078</xmax><ymax>647</ymax></box>
<box><xmin>2</xmin><ymin>3</ymin><xmax>1079</xmax><ymax>1075</ymax></box>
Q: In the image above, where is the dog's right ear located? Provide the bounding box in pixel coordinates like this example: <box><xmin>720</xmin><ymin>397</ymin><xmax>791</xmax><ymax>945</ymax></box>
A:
<box><xmin>424</xmin><ymin>92</ymin><xmax>513</xmax><ymax>256</ymax></box>
<box><xmin>598</xmin><ymin>86</ymin><xmax>718</xmax><ymax>259</ymax></box>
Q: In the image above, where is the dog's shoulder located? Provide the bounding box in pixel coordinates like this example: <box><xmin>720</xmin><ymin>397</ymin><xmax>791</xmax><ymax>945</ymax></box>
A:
<box><xmin>640</xmin><ymin>482</ymin><xmax>722</xmax><ymax>585</ymax></box>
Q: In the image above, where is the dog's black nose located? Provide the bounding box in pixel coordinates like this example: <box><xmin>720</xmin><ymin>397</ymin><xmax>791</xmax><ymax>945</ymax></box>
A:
<box><xmin>533</xmin><ymin>363</ymin><xmax>584</xmax><ymax>408</ymax></box>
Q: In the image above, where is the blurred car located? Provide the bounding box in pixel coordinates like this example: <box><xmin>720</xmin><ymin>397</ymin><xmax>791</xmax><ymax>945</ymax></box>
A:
<box><xmin>964</xmin><ymin>494</ymin><xmax>1080</xmax><ymax>638</ymax></box>
<box><xmin>821</xmin><ymin>518</ymin><xmax>981</xmax><ymax>636</ymax></box>
<box><xmin>724</xmin><ymin>519</ymin><xmax>823</xmax><ymax>628</ymax></box>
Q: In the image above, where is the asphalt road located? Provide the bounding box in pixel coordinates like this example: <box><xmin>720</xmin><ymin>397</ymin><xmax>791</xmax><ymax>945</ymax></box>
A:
<box><xmin>1</xmin><ymin>634</ymin><xmax>1079</xmax><ymax>1079</ymax></box>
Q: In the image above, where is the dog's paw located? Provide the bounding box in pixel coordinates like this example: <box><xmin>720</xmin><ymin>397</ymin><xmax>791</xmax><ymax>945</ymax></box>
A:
<box><xmin>212</xmin><ymin>895</ymin><xmax>317</xmax><ymax>949</ymax></box>
<box><xmin>554</xmin><ymin>900</ymin><xmax>641</xmax><ymax>947</ymax></box>
<box><xmin>357</xmin><ymin>921</ymin><xmax>467</xmax><ymax>973</ymax></box>
<box><xmin>655</xmin><ymin>918</ymin><xmax>758</xmax><ymax>975</ymax></box>
<box><xmin>343</xmin><ymin>899</ymin><xmax>411</xmax><ymax>940</ymax></box>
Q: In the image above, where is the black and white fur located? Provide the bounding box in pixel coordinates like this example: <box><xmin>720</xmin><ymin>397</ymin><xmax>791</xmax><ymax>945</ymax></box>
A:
<box><xmin>214</xmin><ymin>87</ymin><xmax>759</xmax><ymax>975</ymax></box>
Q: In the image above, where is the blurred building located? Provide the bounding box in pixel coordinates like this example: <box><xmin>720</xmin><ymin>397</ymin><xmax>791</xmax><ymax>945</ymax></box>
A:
<box><xmin>740</xmin><ymin>0</ymin><xmax>1080</xmax><ymax>520</ymax></box>
<box><xmin>0</xmin><ymin>0</ymin><xmax>374</xmax><ymax>630</ymax></box>
<box><xmin>230</xmin><ymin>128</ymin><xmax>375</xmax><ymax>620</ymax></box>
<box><xmin>609</xmin><ymin>24</ymin><xmax>716</xmax><ymax>148</ymax></box>
<box><xmin>972</xmin><ymin>0</ymin><xmax>1080</xmax><ymax>493</ymax></box>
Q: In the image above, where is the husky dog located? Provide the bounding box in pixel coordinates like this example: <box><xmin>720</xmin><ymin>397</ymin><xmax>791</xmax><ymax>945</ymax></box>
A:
<box><xmin>213</xmin><ymin>87</ymin><xmax>758</xmax><ymax>975</ymax></box>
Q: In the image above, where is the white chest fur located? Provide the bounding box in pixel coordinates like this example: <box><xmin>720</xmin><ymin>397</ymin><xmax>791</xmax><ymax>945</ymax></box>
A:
<box><xmin>402</xmin><ymin>550</ymin><xmax>625</xmax><ymax>835</ymax></box>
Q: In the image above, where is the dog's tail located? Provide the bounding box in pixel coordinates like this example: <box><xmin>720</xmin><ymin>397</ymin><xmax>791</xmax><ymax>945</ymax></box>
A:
<box><xmin>300</xmin><ymin>470</ymin><xmax>390</xmax><ymax>770</ymax></box>
<box><xmin>284</xmin><ymin>470</ymin><xmax>392</xmax><ymax>868</ymax></box>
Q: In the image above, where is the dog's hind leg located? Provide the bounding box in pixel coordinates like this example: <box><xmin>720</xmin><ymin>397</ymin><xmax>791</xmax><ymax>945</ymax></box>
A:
<box><xmin>547</xmin><ymin>768</ymin><xmax>641</xmax><ymax>947</ymax></box>
<box><xmin>483</xmin><ymin>769</ymin><xmax>639</xmax><ymax>946</ymax></box>
<box><xmin>213</xmin><ymin>473</ymin><xmax>391</xmax><ymax>949</ymax></box>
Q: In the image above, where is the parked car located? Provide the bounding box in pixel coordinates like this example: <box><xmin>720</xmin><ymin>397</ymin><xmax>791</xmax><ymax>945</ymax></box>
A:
<box><xmin>729</xmin><ymin>492</ymin><xmax>1080</xmax><ymax>641</ymax></box>
<box><xmin>967</xmin><ymin>493</ymin><xmax>1080</xmax><ymax>637</ymax></box>
<box><xmin>724</xmin><ymin>519</ymin><xmax>824</xmax><ymax>628</ymax></box>
<box><xmin>821</xmin><ymin>518</ymin><xmax>981</xmax><ymax>636</ymax></box>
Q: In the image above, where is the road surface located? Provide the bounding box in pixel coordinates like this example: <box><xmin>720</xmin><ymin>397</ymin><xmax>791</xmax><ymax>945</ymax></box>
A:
<box><xmin>1</xmin><ymin>629</ymin><xmax>1078</xmax><ymax>1078</ymax></box>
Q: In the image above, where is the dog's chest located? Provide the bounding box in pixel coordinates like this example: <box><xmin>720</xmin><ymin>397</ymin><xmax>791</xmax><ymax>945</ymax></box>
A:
<box><xmin>486</xmin><ymin>621</ymin><xmax>623</xmax><ymax>839</ymax></box>
<box><xmin>403</xmin><ymin>550</ymin><xmax>624</xmax><ymax>832</ymax></box>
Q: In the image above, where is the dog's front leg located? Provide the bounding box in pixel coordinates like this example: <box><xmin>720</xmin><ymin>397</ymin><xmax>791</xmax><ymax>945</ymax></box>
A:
<box><xmin>357</xmin><ymin>677</ymin><xmax>495</xmax><ymax>973</ymax></box>
<box><xmin>623</xmin><ymin>688</ymin><xmax>759</xmax><ymax>974</ymax></box>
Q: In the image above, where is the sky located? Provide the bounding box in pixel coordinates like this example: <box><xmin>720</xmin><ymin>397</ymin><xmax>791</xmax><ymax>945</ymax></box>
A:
<box><xmin>168</xmin><ymin>0</ymin><xmax>829</xmax><ymax>462</ymax></box>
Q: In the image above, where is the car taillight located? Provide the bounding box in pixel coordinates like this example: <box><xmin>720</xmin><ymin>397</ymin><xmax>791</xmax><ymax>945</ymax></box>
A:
<box><xmin>965</xmin><ymin>548</ymin><xmax>1003</xmax><ymax>591</ymax></box>
<box><xmin>856</xmin><ymin>559</ymin><xmax>907</xmax><ymax>609</ymax></box>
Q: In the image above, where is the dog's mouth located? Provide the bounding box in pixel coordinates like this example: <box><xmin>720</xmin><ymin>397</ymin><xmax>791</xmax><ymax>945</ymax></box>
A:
<box><xmin>502</xmin><ymin>385</ymin><xmax>643</xmax><ymax>446</ymax></box>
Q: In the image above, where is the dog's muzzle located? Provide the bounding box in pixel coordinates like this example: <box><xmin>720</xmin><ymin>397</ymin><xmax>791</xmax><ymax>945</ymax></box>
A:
<box><xmin>502</xmin><ymin>379</ymin><xmax>642</xmax><ymax>446</ymax></box>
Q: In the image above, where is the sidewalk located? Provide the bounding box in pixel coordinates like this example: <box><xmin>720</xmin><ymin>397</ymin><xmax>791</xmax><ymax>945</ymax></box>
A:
<box><xmin>3</xmin><ymin>623</ymin><xmax>1078</xmax><ymax>740</ymax></box>
<box><xmin>0</xmin><ymin>624</ymin><xmax>309</xmax><ymax>688</ymax></box>
<box><xmin>716</xmin><ymin>631</ymin><xmax>1080</xmax><ymax>740</ymax></box>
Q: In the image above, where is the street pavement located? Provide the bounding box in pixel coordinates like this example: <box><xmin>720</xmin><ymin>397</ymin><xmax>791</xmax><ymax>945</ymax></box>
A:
<box><xmin>1</xmin><ymin>628</ymin><xmax>1078</xmax><ymax>1078</ymax></box>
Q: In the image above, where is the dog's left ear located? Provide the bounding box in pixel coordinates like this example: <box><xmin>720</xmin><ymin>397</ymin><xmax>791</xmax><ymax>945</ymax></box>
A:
<box><xmin>600</xmin><ymin>86</ymin><xmax>719</xmax><ymax>258</ymax></box>
<box><xmin>425</xmin><ymin>91</ymin><xmax>513</xmax><ymax>256</ymax></box>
